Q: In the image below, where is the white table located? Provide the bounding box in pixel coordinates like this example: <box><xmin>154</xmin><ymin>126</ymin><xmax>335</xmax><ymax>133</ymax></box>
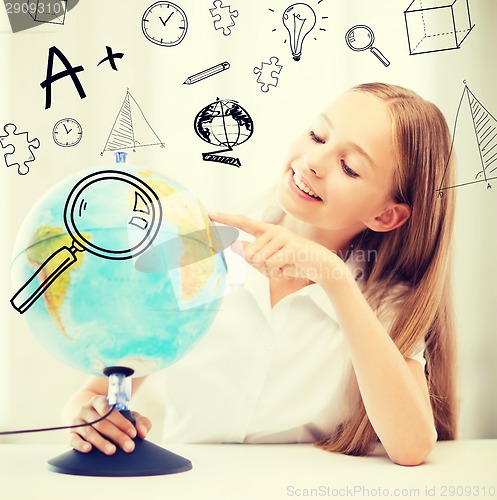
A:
<box><xmin>0</xmin><ymin>440</ymin><xmax>496</xmax><ymax>500</ymax></box>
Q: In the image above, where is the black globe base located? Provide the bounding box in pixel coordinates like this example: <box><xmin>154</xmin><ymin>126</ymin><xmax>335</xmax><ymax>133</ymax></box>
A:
<box><xmin>47</xmin><ymin>438</ymin><xmax>192</xmax><ymax>477</ymax></box>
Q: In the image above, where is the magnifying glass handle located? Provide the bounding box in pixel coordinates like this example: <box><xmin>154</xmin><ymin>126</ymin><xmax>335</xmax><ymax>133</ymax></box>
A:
<box><xmin>11</xmin><ymin>246</ymin><xmax>80</xmax><ymax>314</ymax></box>
<box><xmin>370</xmin><ymin>47</ymin><xmax>390</xmax><ymax>67</ymax></box>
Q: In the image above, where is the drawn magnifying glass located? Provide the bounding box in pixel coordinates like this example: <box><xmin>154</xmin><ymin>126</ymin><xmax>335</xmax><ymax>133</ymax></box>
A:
<box><xmin>11</xmin><ymin>170</ymin><xmax>162</xmax><ymax>314</ymax></box>
<box><xmin>345</xmin><ymin>25</ymin><xmax>390</xmax><ymax>67</ymax></box>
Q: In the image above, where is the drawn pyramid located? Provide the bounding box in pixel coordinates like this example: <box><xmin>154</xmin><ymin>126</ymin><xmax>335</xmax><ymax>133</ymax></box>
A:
<box><xmin>439</xmin><ymin>84</ymin><xmax>497</xmax><ymax>193</ymax></box>
<box><xmin>101</xmin><ymin>90</ymin><xmax>164</xmax><ymax>154</ymax></box>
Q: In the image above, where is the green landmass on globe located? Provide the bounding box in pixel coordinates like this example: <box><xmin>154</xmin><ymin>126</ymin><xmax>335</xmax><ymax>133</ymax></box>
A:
<box><xmin>26</xmin><ymin>226</ymin><xmax>91</xmax><ymax>336</ymax></box>
<box><xmin>145</xmin><ymin>176</ymin><xmax>221</xmax><ymax>302</ymax></box>
<box><xmin>11</xmin><ymin>166</ymin><xmax>227</xmax><ymax>377</ymax></box>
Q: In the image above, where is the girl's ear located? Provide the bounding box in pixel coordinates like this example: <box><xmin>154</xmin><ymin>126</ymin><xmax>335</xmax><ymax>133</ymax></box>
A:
<box><xmin>366</xmin><ymin>203</ymin><xmax>411</xmax><ymax>233</ymax></box>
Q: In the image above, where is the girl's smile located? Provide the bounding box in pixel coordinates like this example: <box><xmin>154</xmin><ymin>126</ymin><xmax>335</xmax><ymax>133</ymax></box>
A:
<box><xmin>287</xmin><ymin>168</ymin><xmax>323</xmax><ymax>202</ymax></box>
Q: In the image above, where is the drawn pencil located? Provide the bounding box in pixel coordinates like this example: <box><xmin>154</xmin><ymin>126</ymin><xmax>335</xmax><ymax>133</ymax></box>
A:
<box><xmin>184</xmin><ymin>61</ymin><xmax>230</xmax><ymax>85</ymax></box>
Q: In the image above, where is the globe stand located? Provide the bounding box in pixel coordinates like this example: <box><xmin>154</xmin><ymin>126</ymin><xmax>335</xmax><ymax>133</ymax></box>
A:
<box><xmin>47</xmin><ymin>367</ymin><xmax>192</xmax><ymax>477</ymax></box>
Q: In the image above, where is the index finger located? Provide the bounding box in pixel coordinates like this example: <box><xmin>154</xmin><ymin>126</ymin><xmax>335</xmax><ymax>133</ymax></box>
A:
<box><xmin>208</xmin><ymin>212</ymin><xmax>270</xmax><ymax>236</ymax></box>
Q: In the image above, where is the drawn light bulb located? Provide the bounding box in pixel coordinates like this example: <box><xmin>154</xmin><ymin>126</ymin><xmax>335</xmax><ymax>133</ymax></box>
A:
<box><xmin>282</xmin><ymin>3</ymin><xmax>316</xmax><ymax>61</ymax></box>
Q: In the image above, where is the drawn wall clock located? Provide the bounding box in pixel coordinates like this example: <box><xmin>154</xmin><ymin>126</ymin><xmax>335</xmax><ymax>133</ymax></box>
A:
<box><xmin>52</xmin><ymin>118</ymin><xmax>83</xmax><ymax>147</ymax></box>
<box><xmin>141</xmin><ymin>2</ymin><xmax>188</xmax><ymax>47</ymax></box>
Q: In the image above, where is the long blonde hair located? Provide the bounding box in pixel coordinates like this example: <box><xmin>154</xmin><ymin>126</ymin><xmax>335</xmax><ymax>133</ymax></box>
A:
<box><xmin>318</xmin><ymin>82</ymin><xmax>457</xmax><ymax>455</ymax></box>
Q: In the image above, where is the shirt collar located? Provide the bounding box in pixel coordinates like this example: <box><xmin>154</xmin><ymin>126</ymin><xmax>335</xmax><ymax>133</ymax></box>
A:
<box><xmin>239</xmin><ymin>250</ymin><xmax>367</xmax><ymax>322</ymax></box>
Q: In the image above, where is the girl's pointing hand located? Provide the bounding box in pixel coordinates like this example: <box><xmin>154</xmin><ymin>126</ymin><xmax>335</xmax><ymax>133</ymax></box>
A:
<box><xmin>209</xmin><ymin>212</ymin><xmax>347</xmax><ymax>285</ymax></box>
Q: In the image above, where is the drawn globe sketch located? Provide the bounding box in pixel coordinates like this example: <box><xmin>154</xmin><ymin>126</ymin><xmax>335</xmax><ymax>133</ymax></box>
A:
<box><xmin>194</xmin><ymin>98</ymin><xmax>253</xmax><ymax>149</ymax></box>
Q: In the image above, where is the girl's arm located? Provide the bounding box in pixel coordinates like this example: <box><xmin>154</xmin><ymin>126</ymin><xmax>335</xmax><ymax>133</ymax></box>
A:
<box><xmin>209</xmin><ymin>213</ymin><xmax>437</xmax><ymax>465</ymax></box>
<box><xmin>62</xmin><ymin>376</ymin><xmax>151</xmax><ymax>455</ymax></box>
<box><xmin>322</xmin><ymin>272</ymin><xmax>437</xmax><ymax>466</ymax></box>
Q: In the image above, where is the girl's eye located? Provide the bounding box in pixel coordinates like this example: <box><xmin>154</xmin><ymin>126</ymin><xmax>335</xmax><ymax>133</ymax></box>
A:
<box><xmin>309</xmin><ymin>131</ymin><xmax>325</xmax><ymax>144</ymax></box>
<box><xmin>341</xmin><ymin>160</ymin><xmax>359</xmax><ymax>178</ymax></box>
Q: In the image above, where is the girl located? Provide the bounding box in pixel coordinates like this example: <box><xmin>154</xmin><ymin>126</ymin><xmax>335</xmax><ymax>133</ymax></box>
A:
<box><xmin>63</xmin><ymin>83</ymin><xmax>457</xmax><ymax>466</ymax></box>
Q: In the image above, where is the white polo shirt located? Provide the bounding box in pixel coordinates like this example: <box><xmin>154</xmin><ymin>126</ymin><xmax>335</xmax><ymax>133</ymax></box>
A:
<box><xmin>160</xmin><ymin>249</ymin><xmax>425</xmax><ymax>444</ymax></box>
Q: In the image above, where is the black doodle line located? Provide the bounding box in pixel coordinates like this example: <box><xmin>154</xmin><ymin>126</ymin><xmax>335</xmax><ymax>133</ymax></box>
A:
<box><xmin>411</xmin><ymin>28</ymin><xmax>473</xmax><ymax>54</ymax></box>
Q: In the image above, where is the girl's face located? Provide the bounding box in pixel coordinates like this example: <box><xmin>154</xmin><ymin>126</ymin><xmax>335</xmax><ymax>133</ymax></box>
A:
<box><xmin>277</xmin><ymin>91</ymin><xmax>398</xmax><ymax>235</ymax></box>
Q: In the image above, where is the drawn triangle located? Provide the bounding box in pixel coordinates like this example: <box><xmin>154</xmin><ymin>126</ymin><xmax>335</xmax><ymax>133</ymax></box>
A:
<box><xmin>101</xmin><ymin>90</ymin><xmax>164</xmax><ymax>154</ymax></box>
<box><xmin>438</xmin><ymin>84</ymin><xmax>497</xmax><ymax>195</ymax></box>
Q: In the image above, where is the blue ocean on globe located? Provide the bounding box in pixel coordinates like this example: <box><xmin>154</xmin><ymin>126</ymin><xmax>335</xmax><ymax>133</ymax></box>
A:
<box><xmin>10</xmin><ymin>165</ymin><xmax>227</xmax><ymax>377</ymax></box>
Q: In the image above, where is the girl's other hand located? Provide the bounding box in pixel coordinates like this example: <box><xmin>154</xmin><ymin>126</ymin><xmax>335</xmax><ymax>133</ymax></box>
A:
<box><xmin>68</xmin><ymin>395</ymin><xmax>152</xmax><ymax>455</ymax></box>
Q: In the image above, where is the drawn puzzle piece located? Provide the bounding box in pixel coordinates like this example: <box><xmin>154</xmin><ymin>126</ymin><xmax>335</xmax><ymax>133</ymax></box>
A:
<box><xmin>253</xmin><ymin>56</ymin><xmax>283</xmax><ymax>93</ymax></box>
<box><xmin>0</xmin><ymin>123</ymin><xmax>40</xmax><ymax>175</ymax></box>
<box><xmin>209</xmin><ymin>1</ymin><xmax>238</xmax><ymax>36</ymax></box>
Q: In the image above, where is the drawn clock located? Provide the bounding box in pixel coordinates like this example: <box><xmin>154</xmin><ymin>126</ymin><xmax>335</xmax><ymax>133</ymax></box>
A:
<box><xmin>52</xmin><ymin>118</ymin><xmax>83</xmax><ymax>147</ymax></box>
<box><xmin>141</xmin><ymin>2</ymin><xmax>188</xmax><ymax>47</ymax></box>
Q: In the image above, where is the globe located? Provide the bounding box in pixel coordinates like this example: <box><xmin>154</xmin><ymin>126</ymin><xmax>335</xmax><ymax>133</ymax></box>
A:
<box><xmin>194</xmin><ymin>98</ymin><xmax>253</xmax><ymax>149</ymax></box>
<box><xmin>10</xmin><ymin>165</ymin><xmax>228</xmax><ymax>378</ymax></box>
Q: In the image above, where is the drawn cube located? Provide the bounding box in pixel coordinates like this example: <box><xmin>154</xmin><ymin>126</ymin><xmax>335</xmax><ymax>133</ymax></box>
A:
<box><xmin>27</xmin><ymin>0</ymin><xmax>67</xmax><ymax>25</ymax></box>
<box><xmin>404</xmin><ymin>0</ymin><xmax>474</xmax><ymax>55</ymax></box>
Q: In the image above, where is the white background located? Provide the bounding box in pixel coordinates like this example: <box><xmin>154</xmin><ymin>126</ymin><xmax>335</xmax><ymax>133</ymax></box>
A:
<box><xmin>0</xmin><ymin>0</ymin><xmax>496</xmax><ymax>444</ymax></box>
